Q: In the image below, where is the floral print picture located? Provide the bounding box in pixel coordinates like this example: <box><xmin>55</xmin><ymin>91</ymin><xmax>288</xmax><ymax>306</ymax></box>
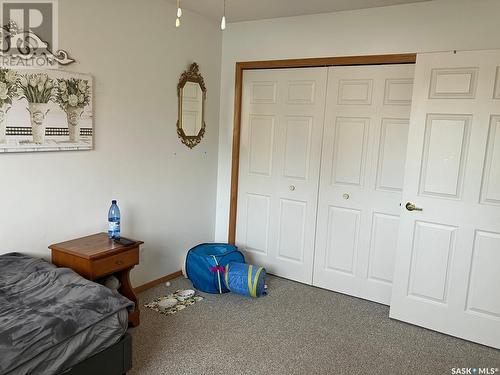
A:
<box><xmin>0</xmin><ymin>69</ymin><xmax>93</xmax><ymax>153</ymax></box>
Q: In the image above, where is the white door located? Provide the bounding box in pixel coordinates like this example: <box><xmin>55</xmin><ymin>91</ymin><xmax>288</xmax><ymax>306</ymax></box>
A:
<box><xmin>390</xmin><ymin>50</ymin><xmax>500</xmax><ymax>349</ymax></box>
<box><xmin>313</xmin><ymin>65</ymin><xmax>415</xmax><ymax>304</ymax></box>
<box><xmin>236</xmin><ymin>68</ymin><xmax>328</xmax><ymax>283</ymax></box>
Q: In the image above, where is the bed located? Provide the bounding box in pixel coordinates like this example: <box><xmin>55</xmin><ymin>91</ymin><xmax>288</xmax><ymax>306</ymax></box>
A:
<box><xmin>0</xmin><ymin>253</ymin><xmax>134</xmax><ymax>375</ymax></box>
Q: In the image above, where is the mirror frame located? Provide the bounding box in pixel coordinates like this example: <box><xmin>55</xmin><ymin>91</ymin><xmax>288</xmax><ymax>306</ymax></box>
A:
<box><xmin>177</xmin><ymin>62</ymin><xmax>207</xmax><ymax>149</ymax></box>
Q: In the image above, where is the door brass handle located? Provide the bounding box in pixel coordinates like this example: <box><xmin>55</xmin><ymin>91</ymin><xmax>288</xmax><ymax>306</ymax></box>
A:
<box><xmin>405</xmin><ymin>202</ymin><xmax>423</xmax><ymax>212</ymax></box>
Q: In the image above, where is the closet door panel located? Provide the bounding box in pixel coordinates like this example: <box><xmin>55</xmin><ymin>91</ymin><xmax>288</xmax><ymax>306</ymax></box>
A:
<box><xmin>283</xmin><ymin>116</ymin><xmax>312</xmax><ymax>180</ymax></box>
<box><xmin>390</xmin><ymin>50</ymin><xmax>500</xmax><ymax>349</ymax></box>
<box><xmin>376</xmin><ymin>118</ymin><xmax>409</xmax><ymax>191</ymax></box>
<box><xmin>331</xmin><ymin>117</ymin><xmax>369</xmax><ymax>186</ymax></box>
<box><xmin>236</xmin><ymin>68</ymin><xmax>328</xmax><ymax>284</ymax></box>
<box><xmin>313</xmin><ymin>64</ymin><xmax>415</xmax><ymax>305</ymax></box>
<box><xmin>324</xmin><ymin>206</ymin><xmax>361</xmax><ymax>275</ymax></box>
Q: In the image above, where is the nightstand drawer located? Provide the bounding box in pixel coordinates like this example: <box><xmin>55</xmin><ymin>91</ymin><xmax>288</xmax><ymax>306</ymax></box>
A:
<box><xmin>92</xmin><ymin>247</ymin><xmax>139</xmax><ymax>278</ymax></box>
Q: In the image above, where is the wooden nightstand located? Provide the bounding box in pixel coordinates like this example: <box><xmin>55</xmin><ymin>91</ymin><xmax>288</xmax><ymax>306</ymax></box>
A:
<box><xmin>49</xmin><ymin>233</ymin><xmax>143</xmax><ymax>327</ymax></box>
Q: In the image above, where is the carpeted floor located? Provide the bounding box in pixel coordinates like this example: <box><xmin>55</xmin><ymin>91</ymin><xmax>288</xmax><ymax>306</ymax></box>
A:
<box><xmin>129</xmin><ymin>276</ymin><xmax>500</xmax><ymax>375</ymax></box>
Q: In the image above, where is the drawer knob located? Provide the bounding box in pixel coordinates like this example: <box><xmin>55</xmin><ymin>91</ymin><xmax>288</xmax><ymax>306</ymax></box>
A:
<box><xmin>116</xmin><ymin>260</ymin><xmax>124</xmax><ymax>265</ymax></box>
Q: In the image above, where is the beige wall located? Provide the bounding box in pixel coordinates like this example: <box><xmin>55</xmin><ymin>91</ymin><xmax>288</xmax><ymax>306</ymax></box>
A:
<box><xmin>0</xmin><ymin>0</ymin><xmax>222</xmax><ymax>287</ymax></box>
<box><xmin>214</xmin><ymin>0</ymin><xmax>500</xmax><ymax>241</ymax></box>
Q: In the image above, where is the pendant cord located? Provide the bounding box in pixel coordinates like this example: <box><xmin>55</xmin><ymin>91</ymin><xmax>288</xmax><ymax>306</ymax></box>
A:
<box><xmin>220</xmin><ymin>0</ymin><xmax>226</xmax><ymax>30</ymax></box>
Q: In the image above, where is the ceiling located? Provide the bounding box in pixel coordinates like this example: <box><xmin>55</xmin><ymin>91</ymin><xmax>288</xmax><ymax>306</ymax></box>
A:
<box><xmin>171</xmin><ymin>0</ymin><xmax>431</xmax><ymax>22</ymax></box>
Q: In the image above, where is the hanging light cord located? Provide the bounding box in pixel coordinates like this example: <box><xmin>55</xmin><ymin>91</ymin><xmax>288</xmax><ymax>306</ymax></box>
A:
<box><xmin>176</xmin><ymin>0</ymin><xmax>226</xmax><ymax>30</ymax></box>
<box><xmin>221</xmin><ymin>0</ymin><xmax>226</xmax><ymax>30</ymax></box>
<box><xmin>177</xmin><ymin>0</ymin><xmax>182</xmax><ymax>17</ymax></box>
<box><xmin>176</xmin><ymin>0</ymin><xmax>181</xmax><ymax>27</ymax></box>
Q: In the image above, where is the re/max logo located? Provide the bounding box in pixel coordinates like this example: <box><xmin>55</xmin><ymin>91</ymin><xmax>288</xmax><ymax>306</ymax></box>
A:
<box><xmin>451</xmin><ymin>368</ymin><xmax>499</xmax><ymax>375</ymax></box>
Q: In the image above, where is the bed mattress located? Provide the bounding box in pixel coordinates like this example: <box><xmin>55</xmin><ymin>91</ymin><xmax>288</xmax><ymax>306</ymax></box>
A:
<box><xmin>0</xmin><ymin>253</ymin><xmax>134</xmax><ymax>375</ymax></box>
<box><xmin>5</xmin><ymin>309</ymin><xmax>128</xmax><ymax>375</ymax></box>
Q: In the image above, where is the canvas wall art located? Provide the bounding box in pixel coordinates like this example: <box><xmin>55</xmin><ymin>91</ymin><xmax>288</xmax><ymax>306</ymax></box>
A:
<box><xmin>0</xmin><ymin>69</ymin><xmax>93</xmax><ymax>153</ymax></box>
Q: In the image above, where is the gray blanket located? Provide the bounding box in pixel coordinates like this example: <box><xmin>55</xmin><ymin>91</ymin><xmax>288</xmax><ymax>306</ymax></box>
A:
<box><xmin>0</xmin><ymin>253</ymin><xmax>133</xmax><ymax>375</ymax></box>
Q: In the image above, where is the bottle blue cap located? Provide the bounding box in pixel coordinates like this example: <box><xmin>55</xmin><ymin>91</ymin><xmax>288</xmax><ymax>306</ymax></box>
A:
<box><xmin>112</xmin><ymin>200</ymin><xmax>117</xmax><ymax>204</ymax></box>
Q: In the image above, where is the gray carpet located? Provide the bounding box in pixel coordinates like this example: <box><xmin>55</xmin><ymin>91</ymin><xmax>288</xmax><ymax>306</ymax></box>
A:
<box><xmin>129</xmin><ymin>276</ymin><xmax>500</xmax><ymax>375</ymax></box>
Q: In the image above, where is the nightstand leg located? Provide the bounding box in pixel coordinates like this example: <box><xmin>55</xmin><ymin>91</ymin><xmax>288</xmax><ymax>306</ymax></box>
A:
<box><xmin>118</xmin><ymin>268</ymin><xmax>140</xmax><ymax>327</ymax></box>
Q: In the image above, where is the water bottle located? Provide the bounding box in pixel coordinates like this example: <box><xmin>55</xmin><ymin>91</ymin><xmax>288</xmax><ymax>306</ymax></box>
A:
<box><xmin>108</xmin><ymin>200</ymin><xmax>121</xmax><ymax>239</ymax></box>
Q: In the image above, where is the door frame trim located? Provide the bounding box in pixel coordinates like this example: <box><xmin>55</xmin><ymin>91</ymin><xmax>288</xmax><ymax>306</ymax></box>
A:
<box><xmin>228</xmin><ymin>53</ymin><xmax>417</xmax><ymax>244</ymax></box>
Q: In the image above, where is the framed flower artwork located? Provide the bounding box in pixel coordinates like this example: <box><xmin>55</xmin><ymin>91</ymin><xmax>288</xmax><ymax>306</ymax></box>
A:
<box><xmin>0</xmin><ymin>69</ymin><xmax>93</xmax><ymax>153</ymax></box>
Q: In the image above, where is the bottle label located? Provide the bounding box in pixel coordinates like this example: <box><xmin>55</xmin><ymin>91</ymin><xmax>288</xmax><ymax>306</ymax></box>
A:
<box><xmin>108</xmin><ymin>221</ymin><xmax>120</xmax><ymax>237</ymax></box>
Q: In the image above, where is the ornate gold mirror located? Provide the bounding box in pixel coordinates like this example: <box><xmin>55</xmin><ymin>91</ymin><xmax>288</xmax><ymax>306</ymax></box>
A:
<box><xmin>177</xmin><ymin>62</ymin><xmax>206</xmax><ymax>149</ymax></box>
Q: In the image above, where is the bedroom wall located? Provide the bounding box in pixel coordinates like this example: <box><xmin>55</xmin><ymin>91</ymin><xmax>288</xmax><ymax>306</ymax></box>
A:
<box><xmin>0</xmin><ymin>0</ymin><xmax>222</xmax><ymax>287</ymax></box>
<box><xmin>214</xmin><ymin>0</ymin><xmax>500</xmax><ymax>241</ymax></box>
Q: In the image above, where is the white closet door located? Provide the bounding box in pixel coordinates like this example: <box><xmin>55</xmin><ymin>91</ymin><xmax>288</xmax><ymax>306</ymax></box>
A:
<box><xmin>313</xmin><ymin>65</ymin><xmax>415</xmax><ymax>304</ymax></box>
<box><xmin>236</xmin><ymin>68</ymin><xmax>328</xmax><ymax>284</ymax></box>
<box><xmin>390</xmin><ymin>50</ymin><xmax>500</xmax><ymax>349</ymax></box>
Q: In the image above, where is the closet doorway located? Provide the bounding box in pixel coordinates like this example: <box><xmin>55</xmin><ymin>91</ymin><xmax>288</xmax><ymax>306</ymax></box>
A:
<box><xmin>230</xmin><ymin>54</ymin><xmax>416</xmax><ymax>303</ymax></box>
<box><xmin>228</xmin><ymin>51</ymin><xmax>500</xmax><ymax>349</ymax></box>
